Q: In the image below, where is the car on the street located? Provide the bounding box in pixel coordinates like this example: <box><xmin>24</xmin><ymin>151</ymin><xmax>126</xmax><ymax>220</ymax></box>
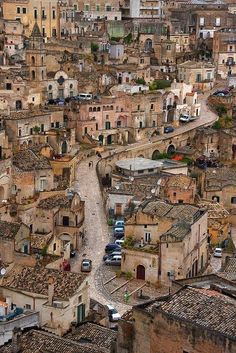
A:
<box><xmin>103</xmin><ymin>250</ymin><xmax>122</xmax><ymax>262</ymax></box>
<box><xmin>164</xmin><ymin>126</ymin><xmax>174</xmax><ymax>133</ymax></box>
<box><xmin>106</xmin><ymin>304</ymin><xmax>121</xmax><ymax>322</ymax></box>
<box><xmin>105</xmin><ymin>243</ymin><xmax>121</xmax><ymax>253</ymax></box>
<box><xmin>105</xmin><ymin>255</ymin><xmax>122</xmax><ymax>266</ymax></box>
<box><xmin>213</xmin><ymin>90</ymin><xmax>229</xmax><ymax>97</ymax></box>
<box><xmin>81</xmin><ymin>259</ymin><xmax>92</xmax><ymax>272</ymax></box>
<box><xmin>115</xmin><ymin>239</ymin><xmax>124</xmax><ymax>247</ymax></box>
<box><xmin>114</xmin><ymin>220</ymin><xmax>124</xmax><ymax>228</ymax></box>
<box><xmin>179</xmin><ymin>115</ymin><xmax>190</xmax><ymax>123</ymax></box>
<box><xmin>55</xmin><ymin>98</ymin><xmax>65</xmax><ymax>105</ymax></box>
<box><xmin>213</xmin><ymin>248</ymin><xmax>223</xmax><ymax>258</ymax></box>
<box><xmin>114</xmin><ymin>227</ymin><xmax>124</xmax><ymax>239</ymax></box>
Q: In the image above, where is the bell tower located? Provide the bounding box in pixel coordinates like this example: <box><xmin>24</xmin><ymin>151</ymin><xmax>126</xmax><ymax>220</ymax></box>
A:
<box><xmin>26</xmin><ymin>22</ymin><xmax>47</xmax><ymax>82</ymax></box>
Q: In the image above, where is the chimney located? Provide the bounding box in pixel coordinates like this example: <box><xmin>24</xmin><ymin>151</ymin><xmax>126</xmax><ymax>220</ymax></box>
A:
<box><xmin>12</xmin><ymin>327</ymin><xmax>22</xmax><ymax>353</ymax></box>
<box><xmin>48</xmin><ymin>276</ymin><xmax>54</xmax><ymax>306</ymax></box>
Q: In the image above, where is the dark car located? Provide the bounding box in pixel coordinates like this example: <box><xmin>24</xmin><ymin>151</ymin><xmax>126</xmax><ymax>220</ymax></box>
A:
<box><xmin>47</xmin><ymin>99</ymin><xmax>56</xmax><ymax>105</ymax></box>
<box><xmin>70</xmin><ymin>250</ymin><xmax>76</xmax><ymax>258</ymax></box>
<box><xmin>114</xmin><ymin>228</ymin><xmax>124</xmax><ymax>239</ymax></box>
<box><xmin>105</xmin><ymin>243</ymin><xmax>121</xmax><ymax>253</ymax></box>
<box><xmin>164</xmin><ymin>126</ymin><xmax>174</xmax><ymax>133</ymax></box>
<box><xmin>55</xmin><ymin>98</ymin><xmax>65</xmax><ymax>105</ymax></box>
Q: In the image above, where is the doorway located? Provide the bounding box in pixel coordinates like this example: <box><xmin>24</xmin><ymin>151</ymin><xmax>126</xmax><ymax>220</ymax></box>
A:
<box><xmin>77</xmin><ymin>303</ymin><xmax>85</xmax><ymax>323</ymax></box>
<box><xmin>137</xmin><ymin>265</ymin><xmax>145</xmax><ymax>280</ymax></box>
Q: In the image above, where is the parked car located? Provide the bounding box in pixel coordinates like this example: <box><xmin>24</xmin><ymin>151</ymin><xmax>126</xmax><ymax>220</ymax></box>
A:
<box><xmin>105</xmin><ymin>255</ymin><xmax>122</xmax><ymax>266</ymax></box>
<box><xmin>115</xmin><ymin>239</ymin><xmax>124</xmax><ymax>247</ymax></box>
<box><xmin>114</xmin><ymin>220</ymin><xmax>124</xmax><ymax>228</ymax></box>
<box><xmin>106</xmin><ymin>304</ymin><xmax>121</xmax><ymax>322</ymax></box>
<box><xmin>164</xmin><ymin>126</ymin><xmax>174</xmax><ymax>133</ymax></box>
<box><xmin>213</xmin><ymin>248</ymin><xmax>223</xmax><ymax>258</ymax></box>
<box><xmin>81</xmin><ymin>259</ymin><xmax>92</xmax><ymax>272</ymax></box>
<box><xmin>47</xmin><ymin>99</ymin><xmax>56</xmax><ymax>105</ymax></box>
<box><xmin>114</xmin><ymin>227</ymin><xmax>124</xmax><ymax>239</ymax></box>
<box><xmin>179</xmin><ymin>115</ymin><xmax>190</xmax><ymax>123</ymax></box>
<box><xmin>213</xmin><ymin>90</ymin><xmax>229</xmax><ymax>97</ymax></box>
<box><xmin>105</xmin><ymin>243</ymin><xmax>121</xmax><ymax>253</ymax></box>
<box><xmin>55</xmin><ymin>98</ymin><xmax>65</xmax><ymax>105</ymax></box>
<box><xmin>103</xmin><ymin>250</ymin><xmax>122</xmax><ymax>262</ymax></box>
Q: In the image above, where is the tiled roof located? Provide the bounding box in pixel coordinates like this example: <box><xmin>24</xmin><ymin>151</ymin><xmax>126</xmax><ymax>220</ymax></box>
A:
<box><xmin>0</xmin><ymin>329</ymin><xmax>108</xmax><ymax>353</ymax></box>
<box><xmin>205</xmin><ymin>167</ymin><xmax>236</xmax><ymax>190</ymax></box>
<box><xmin>0</xmin><ymin>220</ymin><xmax>21</xmax><ymax>239</ymax></box>
<box><xmin>158</xmin><ymin>287</ymin><xmax>236</xmax><ymax>339</ymax></box>
<box><xmin>223</xmin><ymin>257</ymin><xmax>236</xmax><ymax>274</ymax></box>
<box><xmin>165</xmin><ymin>174</ymin><xmax>193</xmax><ymax>188</ymax></box>
<box><xmin>2</xmin><ymin>265</ymin><xmax>87</xmax><ymax>300</ymax></box>
<box><xmin>13</xmin><ymin>149</ymin><xmax>51</xmax><ymax>171</ymax></box>
<box><xmin>38</xmin><ymin>194</ymin><xmax>72</xmax><ymax>210</ymax></box>
<box><xmin>142</xmin><ymin>200</ymin><xmax>200</xmax><ymax>223</ymax></box>
<box><xmin>65</xmin><ymin>322</ymin><xmax>117</xmax><ymax>351</ymax></box>
<box><xmin>162</xmin><ymin>222</ymin><xmax>191</xmax><ymax>240</ymax></box>
<box><xmin>31</xmin><ymin>233</ymin><xmax>53</xmax><ymax>250</ymax></box>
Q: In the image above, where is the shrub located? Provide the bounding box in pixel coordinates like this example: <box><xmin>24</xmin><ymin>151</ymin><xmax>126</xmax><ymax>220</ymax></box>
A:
<box><xmin>124</xmin><ymin>271</ymin><xmax>133</xmax><ymax>280</ymax></box>
<box><xmin>216</xmin><ymin>104</ymin><xmax>227</xmax><ymax>117</ymax></box>
<box><xmin>123</xmin><ymin>33</ymin><xmax>132</xmax><ymax>44</ymax></box>
<box><xmin>136</xmin><ymin>78</ymin><xmax>146</xmax><ymax>85</ymax></box>
<box><xmin>123</xmin><ymin>237</ymin><xmax>135</xmax><ymax>248</ymax></box>
<box><xmin>107</xmin><ymin>218</ymin><xmax>113</xmax><ymax>226</ymax></box>
<box><xmin>212</xmin><ymin>120</ymin><xmax>222</xmax><ymax>130</ymax></box>
<box><xmin>41</xmin><ymin>245</ymin><xmax>48</xmax><ymax>257</ymax></box>
<box><xmin>149</xmin><ymin>79</ymin><xmax>171</xmax><ymax>90</ymax></box>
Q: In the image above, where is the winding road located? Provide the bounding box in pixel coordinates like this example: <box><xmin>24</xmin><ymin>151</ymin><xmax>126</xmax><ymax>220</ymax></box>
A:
<box><xmin>73</xmin><ymin>87</ymin><xmax>219</xmax><ymax>314</ymax></box>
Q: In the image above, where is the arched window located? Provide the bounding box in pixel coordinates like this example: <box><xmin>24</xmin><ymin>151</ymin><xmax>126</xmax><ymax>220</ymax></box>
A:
<box><xmin>31</xmin><ymin>56</ymin><xmax>35</xmax><ymax>65</ymax></box>
<box><xmin>48</xmin><ymin>84</ymin><xmax>52</xmax><ymax>90</ymax></box>
<box><xmin>89</xmin><ymin>107</ymin><xmax>92</xmax><ymax>112</ymax></box>
<box><xmin>41</xmin><ymin>56</ymin><xmax>44</xmax><ymax>65</ymax></box>
<box><xmin>42</xmin><ymin>70</ymin><xmax>44</xmax><ymax>80</ymax></box>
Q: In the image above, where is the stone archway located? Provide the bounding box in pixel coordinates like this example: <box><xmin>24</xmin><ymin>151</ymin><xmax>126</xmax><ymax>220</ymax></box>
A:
<box><xmin>137</xmin><ymin>265</ymin><xmax>145</xmax><ymax>280</ymax></box>
<box><xmin>152</xmin><ymin>149</ymin><xmax>161</xmax><ymax>160</ymax></box>
<box><xmin>138</xmin><ymin>154</ymin><xmax>144</xmax><ymax>158</ymax></box>
<box><xmin>167</xmin><ymin>144</ymin><xmax>176</xmax><ymax>154</ymax></box>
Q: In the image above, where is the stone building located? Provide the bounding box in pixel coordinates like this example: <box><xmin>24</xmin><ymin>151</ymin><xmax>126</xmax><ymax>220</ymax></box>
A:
<box><xmin>122</xmin><ymin>200</ymin><xmax>208</xmax><ymax>284</ymax></box>
<box><xmin>0</xmin><ymin>220</ymin><xmax>31</xmax><ymax>264</ymax></box>
<box><xmin>120</xmin><ymin>0</ymin><xmax>164</xmax><ymax>19</ymax></box>
<box><xmin>0</xmin><ymin>264</ymin><xmax>90</xmax><ymax>335</ymax></box>
<box><xmin>178</xmin><ymin>60</ymin><xmax>216</xmax><ymax>91</ymax></box>
<box><xmin>12</xmin><ymin>148</ymin><xmax>54</xmax><ymax>204</ymax></box>
<box><xmin>213</xmin><ymin>28</ymin><xmax>236</xmax><ymax>79</ymax></box>
<box><xmin>159</xmin><ymin>174</ymin><xmax>197</xmax><ymax>204</ymax></box>
<box><xmin>116</xmin><ymin>285</ymin><xmax>236</xmax><ymax>353</ymax></box>
<box><xmin>34</xmin><ymin>192</ymin><xmax>85</xmax><ymax>256</ymax></box>
<box><xmin>201</xmin><ymin>167</ymin><xmax>236</xmax><ymax>211</ymax></box>
<box><xmin>2</xmin><ymin>0</ymin><xmax>60</xmax><ymax>39</ymax></box>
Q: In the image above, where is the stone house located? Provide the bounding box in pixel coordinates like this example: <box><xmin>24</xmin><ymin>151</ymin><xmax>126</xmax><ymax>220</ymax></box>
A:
<box><xmin>2</xmin><ymin>0</ymin><xmax>60</xmax><ymax>39</ymax></box>
<box><xmin>201</xmin><ymin>167</ymin><xmax>236</xmax><ymax>211</ymax></box>
<box><xmin>0</xmin><ymin>220</ymin><xmax>31</xmax><ymax>264</ymax></box>
<box><xmin>3</xmin><ymin>109</ymin><xmax>64</xmax><ymax>150</ymax></box>
<box><xmin>116</xmin><ymin>285</ymin><xmax>236</xmax><ymax>353</ymax></box>
<box><xmin>12</xmin><ymin>148</ymin><xmax>54</xmax><ymax>204</ymax></box>
<box><xmin>3</xmin><ymin>20</ymin><xmax>24</xmax><ymax>59</ymax></box>
<box><xmin>34</xmin><ymin>192</ymin><xmax>85</xmax><ymax>256</ymax></box>
<box><xmin>46</xmin><ymin>70</ymin><xmax>78</xmax><ymax>100</ymax></box>
<box><xmin>178</xmin><ymin>60</ymin><xmax>216</xmax><ymax>91</ymax></box>
<box><xmin>0</xmin><ymin>264</ymin><xmax>90</xmax><ymax>336</ymax></box>
<box><xmin>122</xmin><ymin>200</ymin><xmax>208</xmax><ymax>285</ymax></box>
<box><xmin>159</xmin><ymin>174</ymin><xmax>197</xmax><ymax>204</ymax></box>
<box><xmin>213</xmin><ymin>28</ymin><xmax>236</xmax><ymax>79</ymax></box>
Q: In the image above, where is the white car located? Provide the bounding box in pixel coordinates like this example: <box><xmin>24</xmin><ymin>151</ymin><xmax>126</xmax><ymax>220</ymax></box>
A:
<box><xmin>179</xmin><ymin>115</ymin><xmax>190</xmax><ymax>123</ymax></box>
<box><xmin>213</xmin><ymin>248</ymin><xmax>223</xmax><ymax>258</ymax></box>
<box><xmin>107</xmin><ymin>304</ymin><xmax>121</xmax><ymax>322</ymax></box>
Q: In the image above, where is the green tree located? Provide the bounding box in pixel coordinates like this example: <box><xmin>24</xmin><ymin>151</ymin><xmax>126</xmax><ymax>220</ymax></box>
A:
<box><xmin>212</xmin><ymin>120</ymin><xmax>222</xmax><ymax>130</ymax></box>
<box><xmin>215</xmin><ymin>104</ymin><xmax>227</xmax><ymax>117</ymax></box>
<box><xmin>149</xmin><ymin>79</ymin><xmax>171</xmax><ymax>91</ymax></box>
<box><xmin>136</xmin><ymin>78</ymin><xmax>146</xmax><ymax>85</ymax></box>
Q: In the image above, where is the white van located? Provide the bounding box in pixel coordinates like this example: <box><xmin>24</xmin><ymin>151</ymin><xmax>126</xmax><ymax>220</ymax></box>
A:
<box><xmin>77</xmin><ymin>93</ymin><xmax>93</xmax><ymax>100</ymax></box>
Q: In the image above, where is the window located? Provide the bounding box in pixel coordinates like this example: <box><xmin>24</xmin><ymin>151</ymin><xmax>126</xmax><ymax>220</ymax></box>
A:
<box><xmin>145</xmin><ymin>232</ymin><xmax>151</xmax><ymax>242</ymax></box>
<box><xmin>17</xmin><ymin>7</ymin><xmax>20</xmax><ymax>13</ymax></box>
<box><xmin>106</xmin><ymin>5</ymin><xmax>112</xmax><ymax>11</ymax></box>
<box><xmin>25</xmin><ymin>304</ymin><xmax>31</xmax><ymax>310</ymax></box>
<box><xmin>53</xmin><ymin>243</ymin><xmax>56</xmax><ymax>251</ymax></box>
<box><xmin>41</xmin><ymin>124</ymin><xmax>44</xmax><ymax>132</ymax></box>
<box><xmin>48</xmin><ymin>84</ymin><xmax>52</xmax><ymax>90</ymax></box>
<box><xmin>22</xmin><ymin>7</ymin><xmax>26</xmax><ymax>13</ymax></box>
<box><xmin>62</xmin><ymin>216</ymin><xmax>69</xmax><ymax>226</ymax></box>
<box><xmin>6</xmin><ymin>83</ymin><xmax>12</xmax><ymax>90</ymax></box>
<box><xmin>199</xmin><ymin>17</ymin><xmax>204</xmax><ymax>26</ymax></box>
<box><xmin>52</xmin><ymin>28</ymin><xmax>57</xmax><ymax>37</ymax></box>
<box><xmin>34</xmin><ymin>9</ymin><xmax>37</xmax><ymax>19</ymax></box>
<box><xmin>78</xmin><ymin>295</ymin><xmax>82</xmax><ymax>303</ymax></box>
<box><xmin>55</xmin><ymin>122</ymin><xmax>60</xmax><ymax>128</ymax></box>
<box><xmin>212</xmin><ymin>195</ymin><xmax>220</xmax><ymax>202</ymax></box>
<box><xmin>96</xmin><ymin>5</ymin><xmax>100</xmax><ymax>11</ymax></box>
<box><xmin>151</xmin><ymin>103</ymin><xmax>154</xmax><ymax>110</ymax></box>
<box><xmin>166</xmin><ymin>45</ymin><xmax>171</xmax><ymax>50</ymax></box>
<box><xmin>137</xmin><ymin>105</ymin><xmax>140</xmax><ymax>111</ymax></box>
<box><xmin>140</xmin><ymin>58</ymin><xmax>144</xmax><ymax>64</ymax></box>
<box><xmin>42</xmin><ymin>9</ymin><xmax>46</xmax><ymax>18</ymax></box>
<box><xmin>138</xmin><ymin>170</ymin><xmax>144</xmax><ymax>174</ymax></box>
<box><xmin>173</xmin><ymin>192</ymin><xmax>176</xmax><ymax>197</ymax></box>
<box><xmin>51</xmin><ymin>122</ymin><xmax>54</xmax><ymax>128</ymax></box>
<box><xmin>148</xmin><ymin>168</ymin><xmax>154</xmax><ymax>172</ymax></box>
<box><xmin>84</xmin><ymin>4</ymin><xmax>90</xmax><ymax>11</ymax></box>
<box><xmin>39</xmin><ymin>178</ymin><xmax>46</xmax><ymax>191</ymax></box>
<box><xmin>231</xmin><ymin>197</ymin><xmax>236</xmax><ymax>204</ymax></box>
<box><xmin>215</xmin><ymin>17</ymin><xmax>221</xmax><ymax>26</ymax></box>
<box><xmin>52</xmin><ymin>9</ymin><xmax>56</xmax><ymax>19</ymax></box>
